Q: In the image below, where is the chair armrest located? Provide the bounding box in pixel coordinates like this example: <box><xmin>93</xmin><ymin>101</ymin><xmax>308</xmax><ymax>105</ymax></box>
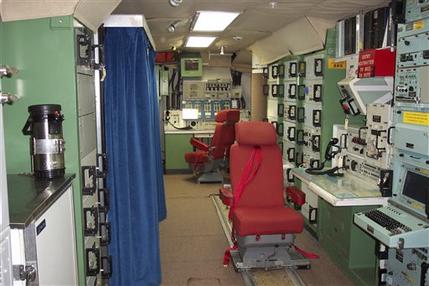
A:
<box><xmin>190</xmin><ymin>137</ymin><xmax>209</xmax><ymax>152</ymax></box>
<box><xmin>219</xmin><ymin>185</ymin><xmax>233</xmax><ymax>206</ymax></box>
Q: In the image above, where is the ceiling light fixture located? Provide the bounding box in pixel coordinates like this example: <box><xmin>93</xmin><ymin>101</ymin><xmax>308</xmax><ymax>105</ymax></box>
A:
<box><xmin>269</xmin><ymin>1</ymin><xmax>278</xmax><ymax>9</ymax></box>
<box><xmin>169</xmin><ymin>0</ymin><xmax>183</xmax><ymax>7</ymax></box>
<box><xmin>168</xmin><ymin>24</ymin><xmax>176</xmax><ymax>33</ymax></box>
<box><xmin>192</xmin><ymin>11</ymin><xmax>240</xmax><ymax>32</ymax></box>
<box><xmin>185</xmin><ymin>36</ymin><xmax>217</xmax><ymax>48</ymax></box>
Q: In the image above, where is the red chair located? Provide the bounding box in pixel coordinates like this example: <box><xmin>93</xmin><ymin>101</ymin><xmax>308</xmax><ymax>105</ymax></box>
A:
<box><xmin>184</xmin><ymin>109</ymin><xmax>240</xmax><ymax>183</ymax></box>
<box><xmin>223</xmin><ymin>121</ymin><xmax>311</xmax><ymax>270</ymax></box>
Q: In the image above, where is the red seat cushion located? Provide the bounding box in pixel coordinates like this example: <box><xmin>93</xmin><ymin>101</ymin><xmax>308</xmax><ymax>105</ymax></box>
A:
<box><xmin>233</xmin><ymin>207</ymin><xmax>304</xmax><ymax>236</ymax></box>
<box><xmin>184</xmin><ymin>151</ymin><xmax>208</xmax><ymax>164</ymax></box>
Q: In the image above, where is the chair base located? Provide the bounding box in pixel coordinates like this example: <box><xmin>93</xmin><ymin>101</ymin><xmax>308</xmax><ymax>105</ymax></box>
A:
<box><xmin>197</xmin><ymin>171</ymin><xmax>223</xmax><ymax>184</ymax></box>
<box><xmin>231</xmin><ymin>234</ymin><xmax>310</xmax><ymax>271</ymax></box>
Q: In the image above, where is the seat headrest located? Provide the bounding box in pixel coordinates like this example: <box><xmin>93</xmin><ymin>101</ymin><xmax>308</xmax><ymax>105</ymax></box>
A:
<box><xmin>215</xmin><ymin>109</ymin><xmax>240</xmax><ymax>123</ymax></box>
<box><xmin>235</xmin><ymin>121</ymin><xmax>277</xmax><ymax>146</ymax></box>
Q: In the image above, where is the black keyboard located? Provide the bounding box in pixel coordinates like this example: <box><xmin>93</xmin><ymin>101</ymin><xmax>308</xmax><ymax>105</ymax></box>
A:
<box><xmin>364</xmin><ymin>210</ymin><xmax>412</xmax><ymax>233</ymax></box>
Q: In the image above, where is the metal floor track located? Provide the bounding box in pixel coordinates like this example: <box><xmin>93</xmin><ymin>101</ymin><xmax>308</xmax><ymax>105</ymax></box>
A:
<box><xmin>210</xmin><ymin>194</ymin><xmax>307</xmax><ymax>286</ymax></box>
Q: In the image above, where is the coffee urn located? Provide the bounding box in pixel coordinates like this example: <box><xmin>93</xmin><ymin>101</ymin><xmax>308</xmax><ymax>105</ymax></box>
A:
<box><xmin>22</xmin><ymin>104</ymin><xmax>65</xmax><ymax>178</ymax></box>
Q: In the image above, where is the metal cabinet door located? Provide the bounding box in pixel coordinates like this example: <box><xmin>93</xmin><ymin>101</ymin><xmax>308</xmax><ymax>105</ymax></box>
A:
<box><xmin>34</xmin><ymin>187</ymin><xmax>77</xmax><ymax>285</ymax></box>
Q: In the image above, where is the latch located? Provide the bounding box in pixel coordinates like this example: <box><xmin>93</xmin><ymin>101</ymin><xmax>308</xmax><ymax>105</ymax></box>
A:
<box><xmin>287</xmin><ymin>84</ymin><xmax>296</xmax><ymax>99</ymax></box>
<box><xmin>313</xmin><ymin>84</ymin><xmax>322</xmax><ymax>102</ymax></box>
<box><xmin>82</xmin><ymin>166</ymin><xmax>97</xmax><ymax>195</ymax></box>
<box><xmin>312</xmin><ymin>135</ymin><xmax>321</xmax><ymax>152</ymax></box>
<box><xmin>287</xmin><ymin>148</ymin><xmax>295</xmax><ymax>162</ymax></box>
<box><xmin>99</xmin><ymin>222</ymin><xmax>111</xmax><ymax>246</ymax></box>
<box><xmin>83</xmin><ymin>207</ymin><xmax>99</xmax><ymax>236</ymax></box>
<box><xmin>312</xmin><ymin>110</ymin><xmax>322</xmax><ymax>127</ymax></box>
<box><xmin>97</xmin><ymin>153</ymin><xmax>109</xmax><ymax>179</ymax></box>
<box><xmin>101</xmin><ymin>256</ymin><xmax>113</xmax><ymax>279</ymax></box>
<box><xmin>13</xmin><ymin>264</ymin><xmax>37</xmax><ymax>283</ymax></box>
<box><xmin>286</xmin><ymin>169</ymin><xmax>294</xmax><ymax>183</ymax></box>
<box><xmin>287</xmin><ymin>126</ymin><xmax>296</xmax><ymax>141</ymax></box>
<box><xmin>273</xmin><ymin>64</ymin><xmax>285</xmax><ymax>78</ymax></box>
<box><xmin>271</xmin><ymin>65</ymin><xmax>279</xmax><ymax>79</ymax></box>
<box><xmin>272</xmin><ymin>84</ymin><xmax>284</xmax><ymax>97</ymax></box>
<box><xmin>288</xmin><ymin>105</ymin><xmax>296</xmax><ymax>120</ymax></box>
<box><xmin>314</xmin><ymin>58</ymin><xmax>324</xmax><ymax>76</ymax></box>
<box><xmin>86</xmin><ymin>247</ymin><xmax>100</xmax><ymax>276</ymax></box>
<box><xmin>98</xmin><ymin>188</ymin><xmax>110</xmax><ymax>213</ymax></box>
<box><xmin>76</xmin><ymin>30</ymin><xmax>93</xmax><ymax>67</ymax></box>
<box><xmin>289</xmin><ymin>62</ymin><xmax>297</xmax><ymax>77</ymax></box>
<box><xmin>309</xmin><ymin>207</ymin><xmax>318</xmax><ymax>224</ymax></box>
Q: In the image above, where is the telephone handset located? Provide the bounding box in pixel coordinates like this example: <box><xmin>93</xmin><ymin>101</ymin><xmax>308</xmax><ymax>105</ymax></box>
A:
<box><xmin>305</xmin><ymin>137</ymin><xmax>343</xmax><ymax>176</ymax></box>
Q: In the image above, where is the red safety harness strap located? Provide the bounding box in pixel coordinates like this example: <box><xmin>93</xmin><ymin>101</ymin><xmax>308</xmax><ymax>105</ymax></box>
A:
<box><xmin>293</xmin><ymin>245</ymin><xmax>320</xmax><ymax>259</ymax></box>
<box><xmin>224</xmin><ymin>147</ymin><xmax>262</xmax><ymax>267</ymax></box>
<box><xmin>228</xmin><ymin>146</ymin><xmax>262</xmax><ymax>220</ymax></box>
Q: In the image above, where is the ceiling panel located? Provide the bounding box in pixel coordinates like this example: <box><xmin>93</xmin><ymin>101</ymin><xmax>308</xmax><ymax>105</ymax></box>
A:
<box><xmin>114</xmin><ymin>0</ymin><xmax>391</xmax><ymax>56</ymax></box>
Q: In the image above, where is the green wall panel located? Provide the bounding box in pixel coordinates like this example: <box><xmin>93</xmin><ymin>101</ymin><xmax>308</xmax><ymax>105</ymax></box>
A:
<box><xmin>0</xmin><ymin>17</ymin><xmax>85</xmax><ymax>285</ymax></box>
<box><xmin>165</xmin><ymin>134</ymin><xmax>193</xmax><ymax>170</ymax></box>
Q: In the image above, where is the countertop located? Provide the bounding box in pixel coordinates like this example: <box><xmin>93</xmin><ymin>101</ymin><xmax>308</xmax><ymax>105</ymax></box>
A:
<box><xmin>7</xmin><ymin>173</ymin><xmax>75</xmax><ymax>229</ymax></box>
<box><xmin>292</xmin><ymin>168</ymin><xmax>388</xmax><ymax>207</ymax></box>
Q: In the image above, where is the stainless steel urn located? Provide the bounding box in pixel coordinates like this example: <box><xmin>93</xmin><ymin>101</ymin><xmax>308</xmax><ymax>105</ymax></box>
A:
<box><xmin>22</xmin><ymin>104</ymin><xmax>65</xmax><ymax>178</ymax></box>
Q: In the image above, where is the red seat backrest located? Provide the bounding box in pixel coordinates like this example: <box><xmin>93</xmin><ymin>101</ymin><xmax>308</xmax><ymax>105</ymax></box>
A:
<box><xmin>230</xmin><ymin>121</ymin><xmax>284</xmax><ymax>208</ymax></box>
<box><xmin>209</xmin><ymin>110</ymin><xmax>240</xmax><ymax>160</ymax></box>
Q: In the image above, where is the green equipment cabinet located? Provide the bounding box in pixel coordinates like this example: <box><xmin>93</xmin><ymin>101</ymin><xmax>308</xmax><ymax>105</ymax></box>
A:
<box><xmin>318</xmin><ymin>199</ymin><xmax>378</xmax><ymax>286</ymax></box>
<box><xmin>281</xmin><ymin>28</ymin><xmax>379</xmax><ymax>285</ymax></box>
<box><xmin>0</xmin><ymin>16</ymin><xmax>110</xmax><ymax>285</ymax></box>
<box><xmin>165</xmin><ymin>133</ymin><xmax>194</xmax><ymax>172</ymax></box>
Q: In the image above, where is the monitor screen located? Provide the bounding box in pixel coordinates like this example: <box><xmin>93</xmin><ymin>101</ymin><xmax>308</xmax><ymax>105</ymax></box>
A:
<box><xmin>184</xmin><ymin>59</ymin><xmax>200</xmax><ymax>71</ymax></box>
<box><xmin>182</xmin><ymin>108</ymin><xmax>199</xmax><ymax>120</ymax></box>
<box><xmin>402</xmin><ymin>171</ymin><xmax>429</xmax><ymax>204</ymax></box>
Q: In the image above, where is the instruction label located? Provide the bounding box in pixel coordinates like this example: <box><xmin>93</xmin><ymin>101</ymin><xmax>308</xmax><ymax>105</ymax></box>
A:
<box><xmin>403</xmin><ymin>112</ymin><xmax>429</xmax><ymax>126</ymax></box>
<box><xmin>413</xmin><ymin>20</ymin><xmax>425</xmax><ymax>30</ymax></box>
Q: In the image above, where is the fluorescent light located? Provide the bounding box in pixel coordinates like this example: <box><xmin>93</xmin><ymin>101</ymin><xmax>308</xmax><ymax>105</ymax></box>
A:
<box><xmin>186</xmin><ymin>36</ymin><xmax>217</xmax><ymax>48</ymax></box>
<box><xmin>192</xmin><ymin>11</ymin><xmax>240</xmax><ymax>32</ymax></box>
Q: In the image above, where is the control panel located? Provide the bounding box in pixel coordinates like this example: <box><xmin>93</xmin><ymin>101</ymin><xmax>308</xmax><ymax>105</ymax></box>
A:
<box><xmin>406</xmin><ymin>0</ymin><xmax>429</xmax><ymax>23</ymax></box>
<box><xmin>395</xmin><ymin>66</ymin><xmax>429</xmax><ymax>104</ymax></box>
<box><xmin>384</xmin><ymin>247</ymin><xmax>429</xmax><ymax>286</ymax></box>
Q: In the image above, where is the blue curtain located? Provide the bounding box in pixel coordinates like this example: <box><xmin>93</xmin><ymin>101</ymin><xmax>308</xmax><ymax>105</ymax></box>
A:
<box><xmin>104</xmin><ymin>27</ymin><xmax>167</xmax><ymax>286</ymax></box>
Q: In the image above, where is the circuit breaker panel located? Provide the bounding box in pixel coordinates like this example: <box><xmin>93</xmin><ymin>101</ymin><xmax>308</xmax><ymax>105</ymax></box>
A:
<box><xmin>265</xmin><ymin>62</ymin><xmax>285</xmax><ymax>149</ymax></box>
<box><xmin>302</xmin><ymin>53</ymin><xmax>324</xmax><ymax>171</ymax></box>
<box><xmin>282</xmin><ymin>59</ymin><xmax>301</xmax><ymax>168</ymax></box>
